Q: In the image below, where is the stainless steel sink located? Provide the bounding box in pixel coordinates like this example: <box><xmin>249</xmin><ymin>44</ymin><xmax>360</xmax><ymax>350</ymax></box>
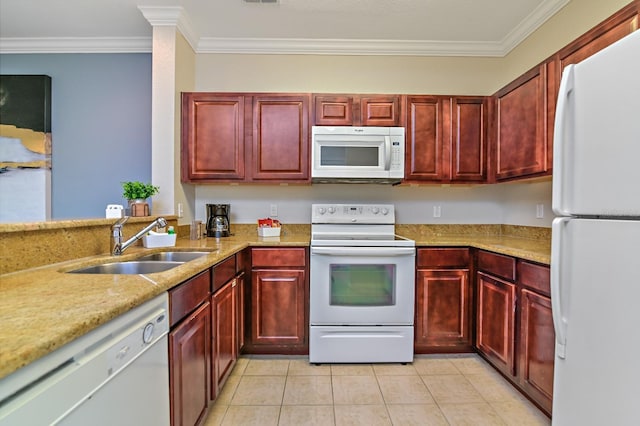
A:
<box><xmin>68</xmin><ymin>261</ymin><xmax>183</xmax><ymax>275</ymax></box>
<box><xmin>136</xmin><ymin>251</ymin><xmax>210</xmax><ymax>262</ymax></box>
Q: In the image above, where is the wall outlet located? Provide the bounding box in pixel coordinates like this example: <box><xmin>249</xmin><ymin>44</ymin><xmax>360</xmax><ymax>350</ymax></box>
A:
<box><xmin>177</xmin><ymin>202</ymin><xmax>183</xmax><ymax>218</ymax></box>
<box><xmin>270</xmin><ymin>203</ymin><xmax>278</xmax><ymax>217</ymax></box>
<box><xmin>536</xmin><ymin>204</ymin><xmax>544</xmax><ymax>218</ymax></box>
<box><xmin>433</xmin><ymin>205</ymin><xmax>441</xmax><ymax>218</ymax></box>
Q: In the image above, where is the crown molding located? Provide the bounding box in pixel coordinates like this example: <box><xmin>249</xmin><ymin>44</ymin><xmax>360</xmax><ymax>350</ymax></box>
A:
<box><xmin>0</xmin><ymin>0</ymin><xmax>570</xmax><ymax>56</ymax></box>
<box><xmin>500</xmin><ymin>0</ymin><xmax>571</xmax><ymax>55</ymax></box>
<box><xmin>0</xmin><ymin>37</ymin><xmax>151</xmax><ymax>53</ymax></box>
<box><xmin>196</xmin><ymin>37</ymin><xmax>506</xmax><ymax>56</ymax></box>
<box><xmin>138</xmin><ymin>6</ymin><xmax>199</xmax><ymax>52</ymax></box>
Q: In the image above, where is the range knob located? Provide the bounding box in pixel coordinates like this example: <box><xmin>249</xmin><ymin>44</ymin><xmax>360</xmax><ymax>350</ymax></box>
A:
<box><xmin>317</xmin><ymin>207</ymin><xmax>326</xmax><ymax>215</ymax></box>
<box><xmin>327</xmin><ymin>206</ymin><xmax>336</xmax><ymax>214</ymax></box>
<box><xmin>381</xmin><ymin>208</ymin><xmax>389</xmax><ymax>215</ymax></box>
<box><xmin>371</xmin><ymin>207</ymin><xmax>380</xmax><ymax>214</ymax></box>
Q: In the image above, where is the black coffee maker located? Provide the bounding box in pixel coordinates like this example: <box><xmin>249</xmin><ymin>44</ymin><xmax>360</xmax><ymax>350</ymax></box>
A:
<box><xmin>206</xmin><ymin>204</ymin><xmax>230</xmax><ymax>237</ymax></box>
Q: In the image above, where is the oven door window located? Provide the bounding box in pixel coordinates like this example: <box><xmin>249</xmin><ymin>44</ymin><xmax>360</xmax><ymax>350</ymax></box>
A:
<box><xmin>330</xmin><ymin>264</ymin><xmax>395</xmax><ymax>306</ymax></box>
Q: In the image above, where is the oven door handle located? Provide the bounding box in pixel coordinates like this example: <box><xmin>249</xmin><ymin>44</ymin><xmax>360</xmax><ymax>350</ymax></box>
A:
<box><xmin>311</xmin><ymin>246</ymin><xmax>415</xmax><ymax>256</ymax></box>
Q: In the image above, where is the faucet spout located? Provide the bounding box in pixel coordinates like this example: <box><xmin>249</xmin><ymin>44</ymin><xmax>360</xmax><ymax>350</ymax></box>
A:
<box><xmin>112</xmin><ymin>217</ymin><xmax>167</xmax><ymax>255</ymax></box>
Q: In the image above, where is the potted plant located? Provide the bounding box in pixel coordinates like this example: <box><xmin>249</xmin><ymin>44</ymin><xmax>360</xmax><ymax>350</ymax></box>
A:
<box><xmin>122</xmin><ymin>181</ymin><xmax>159</xmax><ymax>216</ymax></box>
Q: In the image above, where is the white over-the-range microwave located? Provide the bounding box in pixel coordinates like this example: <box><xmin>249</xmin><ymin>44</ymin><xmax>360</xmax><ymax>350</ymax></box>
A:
<box><xmin>311</xmin><ymin>126</ymin><xmax>405</xmax><ymax>184</ymax></box>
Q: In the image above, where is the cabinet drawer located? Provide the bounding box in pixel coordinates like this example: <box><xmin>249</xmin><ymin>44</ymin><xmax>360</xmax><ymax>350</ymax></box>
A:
<box><xmin>417</xmin><ymin>248</ymin><xmax>470</xmax><ymax>268</ymax></box>
<box><xmin>213</xmin><ymin>255</ymin><xmax>236</xmax><ymax>293</ymax></box>
<box><xmin>518</xmin><ymin>260</ymin><xmax>551</xmax><ymax>296</ymax></box>
<box><xmin>477</xmin><ymin>250</ymin><xmax>516</xmax><ymax>281</ymax></box>
<box><xmin>251</xmin><ymin>248</ymin><xmax>306</xmax><ymax>268</ymax></box>
<box><xmin>169</xmin><ymin>269</ymin><xmax>211</xmax><ymax>327</ymax></box>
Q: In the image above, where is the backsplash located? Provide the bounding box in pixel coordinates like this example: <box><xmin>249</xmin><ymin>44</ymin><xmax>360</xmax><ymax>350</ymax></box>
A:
<box><xmin>0</xmin><ymin>216</ymin><xmax>178</xmax><ymax>274</ymax></box>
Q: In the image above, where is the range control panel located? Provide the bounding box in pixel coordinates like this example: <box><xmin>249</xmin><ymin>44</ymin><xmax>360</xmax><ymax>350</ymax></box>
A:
<box><xmin>312</xmin><ymin>204</ymin><xmax>395</xmax><ymax>224</ymax></box>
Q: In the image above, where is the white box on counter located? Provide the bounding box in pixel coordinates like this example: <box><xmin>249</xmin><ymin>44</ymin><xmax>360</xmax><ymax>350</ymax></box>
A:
<box><xmin>142</xmin><ymin>233</ymin><xmax>176</xmax><ymax>248</ymax></box>
<box><xmin>258</xmin><ymin>227</ymin><xmax>281</xmax><ymax>237</ymax></box>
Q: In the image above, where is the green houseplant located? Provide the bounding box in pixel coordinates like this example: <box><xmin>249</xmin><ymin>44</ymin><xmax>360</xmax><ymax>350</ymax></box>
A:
<box><xmin>121</xmin><ymin>181</ymin><xmax>159</xmax><ymax>216</ymax></box>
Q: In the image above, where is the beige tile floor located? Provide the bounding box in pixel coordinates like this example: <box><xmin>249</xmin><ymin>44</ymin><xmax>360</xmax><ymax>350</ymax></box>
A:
<box><xmin>203</xmin><ymin>354</ymin><xmax>551</xmax><ymax>426</ymax></box>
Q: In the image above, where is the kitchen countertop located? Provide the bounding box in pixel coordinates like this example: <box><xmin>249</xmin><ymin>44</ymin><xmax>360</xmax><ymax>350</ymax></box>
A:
<box><xmin>0</xmin><ymin>227</ymin><xmax>549</xmax><ymax>381</ymax></box>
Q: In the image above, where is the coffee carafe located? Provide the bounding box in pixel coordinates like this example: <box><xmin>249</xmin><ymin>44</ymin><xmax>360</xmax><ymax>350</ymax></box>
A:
<box><xmin>206</xmin><ymin>204</ymin><xmax>230</xmax><ymax>237</ymax></box>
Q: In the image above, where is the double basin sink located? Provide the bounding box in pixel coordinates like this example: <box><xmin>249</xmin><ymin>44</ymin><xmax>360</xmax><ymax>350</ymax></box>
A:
<box><xmin>68</xmin><ymin>251</ymin><xmax>211</xmax><ymax>274</ymax></box>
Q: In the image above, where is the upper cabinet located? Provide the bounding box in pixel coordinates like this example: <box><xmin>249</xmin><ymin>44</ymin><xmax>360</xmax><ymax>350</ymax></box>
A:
<box><xmin>181</xmin><ymin>93</ymin><xmax>310</xmax><ymax>183</ymax></box>
<box><xmin>447</xmin><ymin>97</ymin><xmax>488</xmax><ymax>182</ymax></box>
<box><xmin>490</xmin><ymin>2</ymin><xmax>639</xmax><ymax>183</ymax></box>
<box><xmin>252</xmin><ymin>95</ymin><xmax>310</xmax><ymax>182</ymax></box>
<box><xmin>405</xmin><ymin>95</ymin><xmax>487</xmax><ymax>183</ymax></box>
<box><xmin>313</xmin><ymin>94</ymin><xmax>401</xmax><ymax>126</ymax></box>
<box><xmin>181</xmin><ymin>93</ymin><xmax>246</xmax><ymax>181</ymax></box>
<box><xmin>492</xmin><ymin>63</ymin><xmax>550</xmax><ymax>182</ymax></box>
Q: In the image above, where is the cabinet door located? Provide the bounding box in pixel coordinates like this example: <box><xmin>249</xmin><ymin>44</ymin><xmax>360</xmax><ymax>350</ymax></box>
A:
<box><xmin>211</xmin><ymin>279</ymin><xmax>237</xmax><ymax>398</ymax></box>
<box><xmin>169</xmin><ymin>301</ymin><xmax>211</xmax><ymax>426</ymax></box>
<box><xmin>236</xmin><ymin>272</ymin><xmax>246</xmax><ymax>354</ymax></box>
<box><xmin>313</xmin><ymin>95</ymin><xmax>354</xmax><ymax>126</ymax></box>
<box><xmin>405</xmin><ymin>96</ymin><xmax>444</xmax><ymax>181</ymax></box>
<box><xmin>447</xmin><ymin>97</ymin><xmax>487</xmax><ymax>182</ymax></box>
<box><xmin>519</xmin><ymin>289</ymin><xmax>555</xmax><ymax>415</ymax></box>
<box><xmin>251</xmin><ymin>95</ymin><xmax>310</xmax><ymax>181</ymax></box>
<box><xmin>476</xmin><ymin>272</ymin><xmax>516</xmax><ymax>376</ymax></box>
<box><xmin>415</xmin><ymin>269</ymin><xmax>472</xmax><ymax>352</ymax></box>
<box><xmin>181</xmin><ymin>93</ymin><xmax>245</xmax><ymax>181</ymax></box>
<box><xmin>494</xmin><ymin>63</ymin><xmax>549</xmax><ymax>181</ymax></box>
<box><xmin>251</xmin><ymin>269</ymin><xmax>307</xmax><ymax>349</ymax></box>
<box><xmin>360</xmin><ymin>95</ymin><xmax>401</xmax><ymax>126</ymax></box>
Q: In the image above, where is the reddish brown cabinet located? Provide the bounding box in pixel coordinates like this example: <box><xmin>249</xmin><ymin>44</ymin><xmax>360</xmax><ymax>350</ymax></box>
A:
<box><xmin>246</xmin><ymin>247</ymin><xmax>308</xmax><ymax>354</ymax></box>
<box><xmin>415</xmin><ymin>248</ymin><xmax>473</xmax><ymax>352</ymax></box>
<box><xmin>405</xmin><ymin>96</ymin><xmax>487</xmax><ymax>183</ymax></box>
<box><xmin>168</xmin><ymin>270</ymin><xmax>212</xmax><ymax>426</ymax></box>
<box><xmin>313</xmin><ymin>94</ymin><xmax>401</xmax><ymax>126</ymax></box>
<box><xmin>211</xmin><ymin>277</ymin><xmax>237</xmax><ymax>396</ymax></box>
<box><xmin>251</xmin><ymin>95</ymin><xmax>310</xmax><ymax>181</ymax></box>
<box><xmin>181</xmin><ymin>93</ymin><xmax>246</xmax><ymax>181</ymax></box>
<box><xmin>492</xmin><ymin>63</ymin><xmax>550</xmax><ymax>181</ymax></box>
<box><xmin>405</xmin><ymin>96</ymin><xmax>445</xmax><ymax>181</ymax></box>
<box><xmin>446</xmin><ymin>97</ymin><xmax>488</xmax><ymax>182</ymax></box>
<box><xmin>211</xmin><ymin>255</ymin><xmax>241</xmax><ymax>399</ymax></box>
<box><xmin>181</xmin><ymin>92</ymin><xmax>310</xmax><ymax>183</ymax></box>
<box><xmin>517</xmin><ymin>260</ymin><xmax>554</xmax><ymax>416</ymax></box>
<box><xmin>476</xmin><ymin>271</ymin><xmax>517</xmax><ymax>377</ymax></box>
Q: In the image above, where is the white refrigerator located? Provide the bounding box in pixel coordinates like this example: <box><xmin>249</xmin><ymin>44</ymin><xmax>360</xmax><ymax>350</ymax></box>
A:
<box><xmin>551</xmin><ymin>30</ymin><xmax>640</xmax><ymax>425</ymax></box>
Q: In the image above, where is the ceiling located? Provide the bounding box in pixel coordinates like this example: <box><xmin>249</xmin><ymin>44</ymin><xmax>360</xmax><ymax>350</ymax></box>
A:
<box><xmin>0</xmin><ymin>0</ymin><xmax>570</xmax><ymax>56</ymax></box>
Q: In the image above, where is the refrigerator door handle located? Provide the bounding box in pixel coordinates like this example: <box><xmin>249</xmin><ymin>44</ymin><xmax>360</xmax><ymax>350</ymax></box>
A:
<box><xmin>552</xmin><ymin>64</ymin><xmax>575</xmax><ymax>217</ymax></box>
<box><xmin>551</xmin><ymin>217</ymin><xmax>569</xmax><ymax>359</ymax></box>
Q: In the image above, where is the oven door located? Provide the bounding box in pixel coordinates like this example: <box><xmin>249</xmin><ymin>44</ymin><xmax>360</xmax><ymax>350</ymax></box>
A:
<box><xmin>310</xmin><ymin>246</ymin><xmax>415</xmax><ymax>325</ymax></box>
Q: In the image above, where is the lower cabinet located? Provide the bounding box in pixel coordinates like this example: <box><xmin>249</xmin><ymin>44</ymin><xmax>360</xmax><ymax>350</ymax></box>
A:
<box><xmin>168</xmin><ymin>270</ymin><xmax>212</xmax><ymax>426</ymax></box>
<box><xmin>517</xmin><ymin>260</ymin><xmax>555</xmax><ymax>415</ymax></box>
<box><xmin>475</xmin><ymin>250</ymin><xmax>554</xmax><ymax>417</ymax></box>
<box><xmin>211</xmin><ymin>254</ymin><xmax>241</xmax><ymax>400</ymax></box>
<box><xmin>246</xmin><ymin>247</ymin><xmax>308</xmax><ymax>354</ymax></box>
<box><xmin>476</xmin><ymin>271</ymin><xmax>516</xmax><ymax>377</ymax></box>
<box><xmin>415</xmin><ymin>248</ymin><xmax>473</xmax><ymax>352</ymax></box>
<box><xmin>211</xmin><ymin>277</ymin><xmax>237</xmax><ymax>397</ymax></box>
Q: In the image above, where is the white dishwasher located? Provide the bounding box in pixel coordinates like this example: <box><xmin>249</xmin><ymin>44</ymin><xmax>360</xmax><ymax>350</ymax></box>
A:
<box><xmin>0</xmin><ymin>293</ymin><xmax>170</xmax><ymax>426</ymax></box>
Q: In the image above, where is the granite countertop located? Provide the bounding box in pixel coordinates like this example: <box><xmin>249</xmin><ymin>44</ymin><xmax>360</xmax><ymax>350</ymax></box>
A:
<box><xmin>0</xmin><ymin>226</ymin><xmax>549</xmax><ymax>381</ymax></box>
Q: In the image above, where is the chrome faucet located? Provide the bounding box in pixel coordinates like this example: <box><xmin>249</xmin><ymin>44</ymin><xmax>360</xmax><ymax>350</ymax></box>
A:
<box><xmin>111</xmin><ymin>216</ymin><xmax>168</xmax><ymax>255</ymax></box>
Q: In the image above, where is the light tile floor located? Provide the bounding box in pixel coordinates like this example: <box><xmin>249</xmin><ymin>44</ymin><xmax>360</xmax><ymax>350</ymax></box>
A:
<box><xmin>204</xmin><ymin>354</ymin><xmax>550</xmax><ymax>426</ymax></box>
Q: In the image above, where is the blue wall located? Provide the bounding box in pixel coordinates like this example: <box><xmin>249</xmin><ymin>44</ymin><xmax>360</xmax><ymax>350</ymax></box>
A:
<box><xmin>0</xmin><ymin>53</ymin><xmax>152</xmax><ymax>219</ymax></box>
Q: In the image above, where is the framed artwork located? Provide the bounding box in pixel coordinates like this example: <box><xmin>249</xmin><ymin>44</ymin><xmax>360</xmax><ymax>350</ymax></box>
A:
<box><xmin>0</xmin><ymin>75</ymin><xmax>52</xmax><ymax>222</ymax></box>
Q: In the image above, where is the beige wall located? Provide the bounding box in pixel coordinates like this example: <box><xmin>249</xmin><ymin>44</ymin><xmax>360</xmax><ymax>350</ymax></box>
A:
<box><xmin>194</xmin><ymin>0</ymin><xmax>632</xmax><ymax>95</ymax></box>
<box><xmin>174</xmin><ymin>32</ymin><xmax>197</xmax><ymax>224</ymax></box>
<box><xmin>501</xmin><ymin>0</ymin><xmax>632</xmax><ymax>87</ymax></box>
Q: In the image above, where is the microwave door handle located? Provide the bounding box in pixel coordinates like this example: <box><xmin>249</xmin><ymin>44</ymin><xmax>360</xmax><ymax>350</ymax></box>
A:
<box><xmin>384</xmin><ymin>136</ymin><xmax>391</xmax><ymax>170</ymax></box>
